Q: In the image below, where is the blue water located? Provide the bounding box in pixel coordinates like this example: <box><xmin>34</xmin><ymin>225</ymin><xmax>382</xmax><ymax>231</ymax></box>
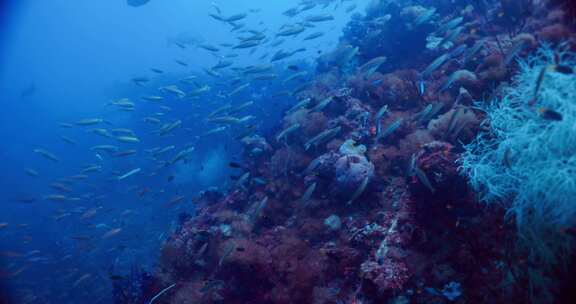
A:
<box><xmin>0</xmin><ymin>1</ymin><xmax>365</xmax><ymax>303</ymax></box>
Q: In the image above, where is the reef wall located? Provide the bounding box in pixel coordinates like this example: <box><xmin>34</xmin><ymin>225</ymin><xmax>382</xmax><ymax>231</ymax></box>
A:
<box><xmin>120</xmin><ymin>1</ymin><xmax>576</xmax><ymax>303</ymax></box>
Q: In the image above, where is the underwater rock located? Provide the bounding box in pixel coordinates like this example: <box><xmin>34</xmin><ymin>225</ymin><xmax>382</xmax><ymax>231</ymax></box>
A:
<box><xmin>339</xmin><ymin>139</ymin><xmax>367</xmax><ymax>156</ymax></box>
<box><xmin>335</xmin><ymin>153</ymin><xmax>374</xmax><ymax>195</ymax></box>
<box><xmin>360</xmin><ymin>259</ymin><xmax>410</xmax><ymax>293</ymax></box>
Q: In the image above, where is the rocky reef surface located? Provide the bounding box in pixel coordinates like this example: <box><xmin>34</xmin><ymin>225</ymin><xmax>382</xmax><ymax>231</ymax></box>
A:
<box><xmin>118</xmin><ymin>1</ymin><xmax>576</xmax><ymax>303</ymax></box>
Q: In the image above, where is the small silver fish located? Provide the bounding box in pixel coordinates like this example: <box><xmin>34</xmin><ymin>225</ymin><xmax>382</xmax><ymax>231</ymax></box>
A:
<box><xmin>310</xmin><ymin>96</ymin><xmax>333</xmax><ymax>112</ymax></box>
<box><xmin>300</xmin><ymin>182</ymin><xmax>317</xmax><ymax>204</ymax></box>
<box><xmin>418</xmin><ymin>80</ymin><xmax>426</xmax><ymax>96</ymax></box>
<box><xmin>34</xmin><ymin>149</ymin><xmax>59</xmax><ymax>162</ymax></box>
<box><xmin>117</xmin><ymin>168</ymin><xmax>141</xmax><ymax>180</ymax></box>
<box><xmin>304</xmin><ymin>126</ymin><xmax>341</xmax><ymax>151</ymax></box>
<box><xmin>276</xmin><ymin>123</ymin><xmax>301</xmax><ymax>142</ymax></box>
<box><xmin>421</xmin><ymin>53</ymin><xmax>450</xmax><ymax>79</ymax></box>
<box><xmin>377</xmin><ymin>119</ymin><xmax>402</xmax><ymax>141</ymax></box>
<box><xmin>375</xmin><ymin>105</ymin><xmax>389</xmax><ymax>122</ymax></box>
<box><xmin>347</xmin><ymin>176</ymin><xmax>369</xmax><ymax>205</ymax></box>
<box><xmin>359</xmin><ymin>56</ymin><xmax>387</xmax><ymax>77</ymax></box>
<box><xmin>414</xmin><ymin>166</ymin><xmax>435</xmax><ymax>193</ymax></box>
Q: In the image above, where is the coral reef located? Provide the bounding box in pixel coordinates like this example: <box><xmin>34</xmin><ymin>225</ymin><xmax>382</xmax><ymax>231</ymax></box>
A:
<box><xmin>120</xmin><ymin>1</ymin><xmax>576</xmax><ymax>303</ymax></box>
